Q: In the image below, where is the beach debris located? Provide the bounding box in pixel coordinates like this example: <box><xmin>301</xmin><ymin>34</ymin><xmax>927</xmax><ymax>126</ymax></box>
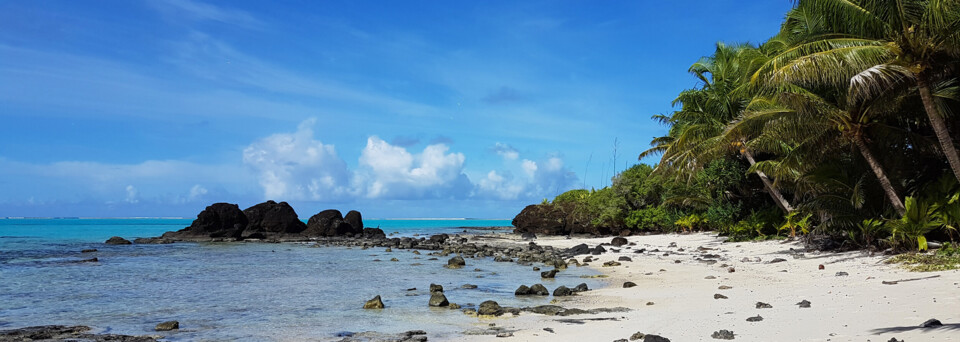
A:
<box><xmin>603</xmin><ymin>261</ymin><xmax>622</xmax><ymax>267</ymax></box>
<box><xmin>428</xmin><ymin>293</ymin><xmax>449</xmax><ymax>307</ymax></box>
<box><xmin>883</xmin><ymin>275</ymin><xmax>941</xmax><ymax>285</ymax></box>
<box><xmin>406</xmin><ymin>288</ymin><xmax>416</xmax><ymax>291</ymax></box>
<box><xmin>746</xmin><ymin>315</ymin><xmax>763</xmax><ymax>322</ymax></box>
<box><xmin>921</xmin><ymin>318</ymin><xmax>943</xmax><ymax>328</ymax></box>
<box><xmin>756</xmin><ymin>302</ymin><xmax>773</xmax><ymax>309</ymax></box>
<box><xmin>543</xmin><ymin>328</ymin><xmax>555</xmax><ymax>333</ymax></box>
<box><xmin>836</xmin><ymin>272</ymin><xmax>849</xmax><ymax>276</ymax></box>
<box><xmin>705</xmin><ymin>275</ymin><xmax>717</xmax><ymax>279</ymax></box>
<box><xmin>714</xmin><ymin>294</ymin><xmax>728</xmax><ymax>299</ymax></box>
<box><xmin>818</xmin><ymin>264</ymin><xmax>825</xmax><ymax>270</ymax></box>
<box><xmin>768</xmin><ymin>258</ymin><xmax>787</xmax><ymax>263</ymax></box>
<box><xmin>496</xmin><ymin>332</ymin><xmax>513</xmax><ymax>337</ymax></box>
<box><xmin>711</xmin><ymin>330</ymin><xmax>735</xmax><ymax>339</ymax></box>
<box><xmin>718</xmin><ymin>285</ymin><xmax>733</xmax><ymax>290</ymax></box>
<box><xmin>104</xmin><ymin>236</ymin><xmax>132</xmax><ymax>245</ymax></box>
<box><xmin>479</xmin><ymin>300</ymin><xmax>505</xmax><ymax>316</ymax></box>
<box><xmin>553</xmin><ymin>286</ymin><xmax>573</xmax><ymax>296</ymax></box>
<box><xmin>445</xmin><ymin>256</ymin><xmax>466</xmax><ymax>268</ymax></box>
<box><xmin>611</xmin><ymin>237</ymin><xmax>628</xmax><ymax>246</ymax></box>
<box><xmin>623</xmin><ymin>281</ymin><xmax>637</xmax><ymax>288</ymax></box>
<box><xmin>541</xmin><ymin>269</ymin><xmax>559</xmax><ymax>278</ymax></box>
<box><xmin>619</xmin><ymin>256</ymin><xmax>633</xmax><ymax>262</ymax></box>
<box><xmin>363</xmin><ymin>295</ymin><xmax>384</xmax><ymax>309</ymax></box>
<box><xmin>155</xmin><ymin>321</ymin><xmax>179</xmax><ymax>331</ymax></box>
<box><xmin>797</xmin><ymin>300</ymin><xmax>811</xmax><ymax>308</ymax></box>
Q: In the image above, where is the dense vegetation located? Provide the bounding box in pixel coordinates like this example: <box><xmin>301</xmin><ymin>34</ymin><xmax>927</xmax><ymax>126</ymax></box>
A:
<box><xmin>543</xmin><ymin>0</ymin><xmax>960</xmax><ymax>252</ymax></box>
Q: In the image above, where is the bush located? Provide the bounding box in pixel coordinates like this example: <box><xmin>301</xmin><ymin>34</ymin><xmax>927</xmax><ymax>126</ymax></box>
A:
<box><xmin>625</xmin><ymin>207</ymin><xmax>670</xmax><ymax>231</ymax></box>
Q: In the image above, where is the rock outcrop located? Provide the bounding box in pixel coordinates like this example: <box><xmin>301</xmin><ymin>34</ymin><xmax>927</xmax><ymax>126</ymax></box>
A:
<box><xmin>163</xmin><ymin>203</ymin><xmax>248</xmax><ymax>240</ymax></box>
<box><xmin>305</xmin><ymin>209</ymin><xmax>362</xmax><ymax>237</ymax></box>
<box><xmin>242</xmin><ymin>200</ymin><xmax>307</xmax><ymax>238</ymax></box>
<box><xmin>512</xmin><ymin>203</ymin><xmax>627</xmax><ymax>236</ymax></box>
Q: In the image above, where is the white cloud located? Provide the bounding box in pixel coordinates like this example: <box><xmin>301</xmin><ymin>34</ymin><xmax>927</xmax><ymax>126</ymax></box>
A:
<box><xmin>521</xmin><ymin>159</ymin><xmax>538</xmax><ymax>177</ymax></box>
<box><xmin>242</xmin><ymin>118</ymin><xmax>351</xmax><ymax>201</ymax></box>
<box><xmin>124</xmin><ymin>185</ymin><xmax>140</xmax><ymax>204</ymax></box>
<box><xmin>358</xmin><ymin>136</ymin><xmax>469</xmax><ymax>199</ymax></box>
<box><xmin>189</xmin><ymin>184</ymin><xmax>208</xmax><ymax>201</ymax></box>
<box><xmin>493</xmin><ymin>142</ymin><xmax>520</xmax><ymax>160</ymax></box>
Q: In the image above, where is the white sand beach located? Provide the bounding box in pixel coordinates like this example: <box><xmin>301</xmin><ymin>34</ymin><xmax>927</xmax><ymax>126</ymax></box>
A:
<box><xmin>454</xmin><ymin>233</ymin><xmax>960</xmax><ymax>342</ymax></box>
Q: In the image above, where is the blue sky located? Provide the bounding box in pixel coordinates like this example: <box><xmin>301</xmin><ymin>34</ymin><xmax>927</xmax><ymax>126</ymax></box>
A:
<box><xmin>0</xmin><ymin>0</ymin><xmax>793</xmax><ymax>218</ymax></box>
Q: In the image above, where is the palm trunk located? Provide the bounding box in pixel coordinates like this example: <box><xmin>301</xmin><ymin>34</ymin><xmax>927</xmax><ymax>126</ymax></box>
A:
<box><xmin>853</xmin><ymin>135</ymin><xmax>906</xmax><ymax>216</ymax></box>
<box><xmin>742</xmin><ymin>149</ymin><xmax>794</xmax><ymax>213</ymax></box>
<box><xmin>917</xmin><ymin>76</ymin><xmax>960</xmax><ymax>183</ymax></box>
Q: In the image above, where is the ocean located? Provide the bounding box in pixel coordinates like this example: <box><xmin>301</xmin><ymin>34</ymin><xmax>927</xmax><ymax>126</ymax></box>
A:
<box><xmin>0</xmin><ymin>219</ymin><xmax>604</xmax><ymax>341</ymax></box>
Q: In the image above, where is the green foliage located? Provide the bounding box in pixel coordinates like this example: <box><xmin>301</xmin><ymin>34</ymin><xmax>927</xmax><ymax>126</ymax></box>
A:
<box><xmin>887</xmin><ymin>243</ymin><xmax>960</xmax><ymax>272</ymax></box>
<box><xmin>886</xmin><ymin>197</ymin><xmax>940</xmax><ymax>251</ymax></box>
<box><xmin>675</xmin><ymin>214</ymin><xmax>708</xmax><ymax>232</ymax></box>
<box><xmin>625</xmin><ymin>207</ymin><xmax>670</xmax><ymax>231</ymax></box>
<box><xmin>553</xmin><ymin>189</ymin><xmax>590</xmax><ymax>205</ymax></box>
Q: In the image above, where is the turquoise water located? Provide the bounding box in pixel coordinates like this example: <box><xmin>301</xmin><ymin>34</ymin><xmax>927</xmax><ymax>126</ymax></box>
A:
<box><xmin>0</xmin><ymin>219</ymin><xmax>602</xmax><ymax>341</ymax></box>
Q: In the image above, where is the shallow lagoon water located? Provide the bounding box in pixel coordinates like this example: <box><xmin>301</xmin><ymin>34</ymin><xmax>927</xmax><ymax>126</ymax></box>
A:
<box><xmin>0</xmin><ymin>219</ymin><xmax>604</xmax><ymax>341</ymax></box>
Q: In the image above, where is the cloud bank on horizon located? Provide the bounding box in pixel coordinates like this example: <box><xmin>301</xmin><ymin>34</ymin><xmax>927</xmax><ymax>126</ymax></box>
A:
<box><xmin>0</xmin><ymin>0</ymin><xmax>792</xmax><ymax>218</ymax></box>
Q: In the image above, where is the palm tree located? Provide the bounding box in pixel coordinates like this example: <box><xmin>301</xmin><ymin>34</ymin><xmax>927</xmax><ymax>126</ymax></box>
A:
<box><xmin>642</xmin><ymin>43</ymin><xmax>795</xmax><ymax>213</ymax></box>
<box><xmin>755</xmin><ymin>0</ymin><xmax>960</xmax><ymax>182</ymax></box>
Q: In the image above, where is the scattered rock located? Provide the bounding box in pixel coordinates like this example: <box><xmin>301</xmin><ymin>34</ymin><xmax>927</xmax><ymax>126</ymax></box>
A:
<box><xmin>797</xmin><ymin>300</ymin><xmax>811</xmax><ymax>308</ymax></box>
<box><xmin>727</xmin><ymin>267</ymin><xmax>735</xmax><ymax>273</ymax></box>
<box><xmin>515</xmin><ymin>285</ymin><xmax>531</xmax><ymax>296</ymax></box>
<box><xmin>0</xmin><ymin>326</ymin><xmax>159</xmax><ymax>341</ymax></box>
<box><xmin>746</xmin><ymin>315</ymin><xmax>763</xmax><ymax>322</ymax></box>
<box><xmin>429</xmin><ymin>293</ymin><xmax>449</xmax><ymax>307</ymax></box>
<box><xmin>836</xmin><ymin>272</ymin><xmax>849</xmax><ymax>277</ymax></box>
<box><xmin>461</xmin><ymin>284</ymin><xmax>478</xmax><ymax>289</ymax></box>
<box><xmin>619</xmin><ymin>256</ymin><xmax>632</xmax><ymax>262</ymax></box>
<box><xmin>705</xmin><ymin>276</ymin><xmax>716</xmax><ymax>279</ymax></box>
<box><xmin>818</xmin><ymin>264</ymin><xmax>825</xmax><ymax>270</ymax></box>
<box><xmin>573</xmin><ymin>283</ymin><xmax>589</xmax><ymax>292</ymax></box>
<box><xmin>553</xmin><ymin>286</ymin><xmax>573</xmax><ymax>296</ymax></box>
<box><xmin>611</xmin><ymin>237</ymin><xmax>628</xmax><ymax>246</ymax></box>
<box><xmin>718</xmin><ymin>285</ymin><xmax>732</xmax><ymax>290</ymax></box>
<box><xmin>630</xmin><ymin>332</ymin><xmax>645</xmax><ymax>340</ymax></box>
<box><xmin>756</xmin><ymin>302</ymin><xmax>772</xmax><ymax>309</ymax></box>
<box><xmin>921</xmin><ymin>318</ymin><xmax>942</xmax><ymax>328</ymax></box>
<box><xmin>478</xmin><ymin>300</ymin><xmax>504</xmax><ymax>316</ymax></box>
<box><xmin>496</xmin><ymin>332</ymin><xmax>513</xmax><ymax>337</ymax></box>
<box><xmin>543</xmin><ymin>328</ymin><xmax>555</xmax><ymax>333</ymax></box>
<box><xmin>646</xmin><ymin>302</ymin><xmax>655</xmax><ymax>306</ymax></box>
<box><xmin>430</xmin><ymin>284</ymin><xmax>444</xmax><ymax>293</ymax></box>
<box><xmin>623</xmin><ymin>281</ymin><xmax>637</xmax><ymax>288</ymax></box>
<box><xmin>887</xmin><ymin>338</ymin><xmax>903</xmax><ymax>342</ymax></box>
<box><xmin>768</xmin><ymin>258</ymin><xmax>787</xmax><ymax>263</ymax></box>
<box><xmin>81</xmin><ymin>249</ymin><xmax>98</xmax><ymax>253</ymax></box>
<box><xmin>155</xmin><ymin>321</ymin><xmax>179</xmax><ymax>331</ymax></box>
<box><xmin>603</xmin><ymin>261</ymin><xmax>622</xmax><ymax>267</ymax></box>
<box><xmin>711</xmin><ymin>330</ymin><xmax>735</xmax><ymax>340</ymax></box>
<box><xmin>642</xmin><ymin>334</ymin><xmax>670</xmax><ymax>342</ymax></box>
<box><xmin>446</xmin><ymin>256</ymin><xmax>466</xmax><ymax>268</ymax></box>
<box><xmin>529</xmin><ymin>284</ymin><xmax>550</xmax><ymax>295</ymax></box>
<box><xmin>714</xmin><ymin>294</ymin><xmax>728</xmax><ymax>299</ymax></box>
<box><xmin>541</xmin><ymin>269</ymin><xmax>559</xmax><ymax>278</ymax></box>
<box><xmin>363</xmin><ymin>295</ymin><xmax>384</xmax><ymax>309</ymax></box>
<box><xmin>105</xmin><ymin>236</ymin><xmax>132</xmax><ymax>245</ymax></box>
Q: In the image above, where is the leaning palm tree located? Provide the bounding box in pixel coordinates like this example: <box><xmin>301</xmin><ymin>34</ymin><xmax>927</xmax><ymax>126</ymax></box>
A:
<box><xmin>755</xmin><ymin>0</ymin><xmax>960</xmax><ymax>182</ymax></box>
<box><xmin>643</xmin><ymin>43</ymin><xmax>795</xmax><ymax>213</ymax></box>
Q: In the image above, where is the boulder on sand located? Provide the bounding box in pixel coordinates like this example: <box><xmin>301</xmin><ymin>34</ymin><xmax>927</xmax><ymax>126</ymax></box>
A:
<box><xmin>478</xmin><ymin>300</ymin><xmax>504</xmax><ymax>316</ymax></box>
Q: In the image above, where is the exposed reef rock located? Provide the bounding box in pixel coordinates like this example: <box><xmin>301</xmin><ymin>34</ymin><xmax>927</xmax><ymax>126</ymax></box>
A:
<box><xmin>162</xmin><ymin>202</ymin><xmax>248</xmax><ymax>240</ymax></box>
<box><xmin>156</xmin><ymin>202</ymin><xmax>366</xmax><ymax>242</ymax></box>
<box><xmin>242</xmin><ymin>200</ymin><xmax>307</xmax><ymax>238</ymax></box>
<box><xmin>512</xmin><ymin>203</ymin><xmax>628</xmax><ymax>236</ymax></box>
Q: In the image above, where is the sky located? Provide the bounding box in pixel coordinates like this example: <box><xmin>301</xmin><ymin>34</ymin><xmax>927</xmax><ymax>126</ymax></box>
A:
<box><xmin>0</xmin><ymin>0</ymin><xmax>794</xmax><ymax>219</ymax></box>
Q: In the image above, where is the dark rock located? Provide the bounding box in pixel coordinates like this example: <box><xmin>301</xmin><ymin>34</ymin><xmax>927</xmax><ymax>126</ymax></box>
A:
<box><xmin>921</xmin><ymin>318</ymin><xmax>942</xmax><ymax>328</ymax></box>
<box><xmin>155</xmin><ymin>321</ymin><xmax>179</xmax><ymax>331</ymax></box>
<box><xmin>81</xmin><ymin>249</ymin><xmax>98</xmax><ymax>253</ymax></box>
<box><xmin>541</xmin><ymin>269</ymin><xmax>558</xmax><ymax>278</ymax></box>
<box><xmin>515</xmin><ymin>285</ymin><xmax>531</xmax><ymax>295</ymax></box>
<box><xmin>592</xmin><ymin>245</ymin><xmax>607</xmax><ymax>255</ymax></box>
<box><xmin>611</xmin><ymin>237</ymin><xmax>628</xmax><ymax>246</ymax></box>
<box><xmin>0</xmin><ymin>325</ymin><xmax>159</xmax><ymax>341</ymax></box>
<box><xmin>714</xmin><ymin>294</ymin><xmax>728</xmax><ymax>299</ymax></box>
<box><xmin>553</xmin><ymin>286</ymin><xmax>573</xmax><ymax>296</ymax></box>
<box><xmin>642</xmin><ymin>335</ymin><xmax>671</xmax><ymax>342</ymax></box>
<box><xmin>478</xmin><ymin>300</ymin><xmax>504</xmax><ymax>316</ymax></box>
<box><xmin>887</xmin><ymin>339</ymin><xmax>903</xmax><ymax>342</ymax></box>
<box><xmin>630</xmin><ymin>332</ymin><xmax>645</xmax><ymax>340</ymax></box>
<box><xmin>461</xmin><ymin>284</ymin><xmax>478</xmax><ymax>289</ymax></box>
<box><xmin>603</xmin><ymin>261</ymin><xmax>622</xmax><ymax>267</ymax></box>
<box><xmin>529</xmin><ymin>284</ymin><xmax>549</xmax><ymax>295</ymax></box>
<box><xmin>430</xmin><ymin>284</ymin><xmax>444</xmax><ymax>293</ymax></box>
<box><xmin>836</xmin><ymin>272</ymin><xmax>849</xmax><ymax>277</ymax></box>
<box><xmin>797</xmin><ymin>300</ymin><xmax>811</xmax><ymax>308</ymax></box>
<box><xmin>428</xmin><ymin>293</ymin><xmax>449</xmax><ymax>307</ymax></box>
<box><xmin>305</xmin><ymin>209</ymin><xmax>357</xmax><ymax>237</ymax></box>
<box><xmin>568</xmin><ymin>244</ymin><xmax>592</xmax><ymax>256</ymax></box>
<box><xmin>242</xmin><ymin>201</ymin><xmax>306</xmax><ymax>237</ymax></box>
<box><xmin>105</xmin><ymin>236</ymin><xmax>132</xmax><ymax>245</ymax></box>
<box><xmin>623</xmin><ymin>281</ymin><xmax>637</xmax><ymax>288</ymax></box>
<box><xmin>167</xmin><ymin>203</ymin><xmax>247</xmax><ymax>240</ymax></box>
<box><xmin>746</xmin><ymin>315</ymin><xmax>763</xmax><ymax>322</ymax></box>
<box><xmin>447</xmin><ymin>256</ymin><xmax>466</xmax><ymax>268</ymax></box>
<box><xmin>364</xmin><ymin>295</ymin><xmax>384</xmax><ymax>309</ymax></box>
<box><xmin>429</xmin><ymin>234</ymin><xmax>449</xmax><ymax>244</ymax></box>
<box><xmin>768</xmin><ymin>258</ymin><xmax>787</xmax><ymax>263</ymax></box>
<box><xmin>522</xmin><ymin>232</ymin><xmax>537</xmax><ymax>240</ymax></box>
<box><xmin>344</xmin><ymin>210</ymin><xmax>364</xmax><ymax>232</ymax></box>
<box><xmin>573</xmin><ymin>283</ymin><xmax>589</xmax><ymax>292</ymax></box>
<box><xmin>133</xmin><ymin>237</ymin><xmax>173</xmax><ymax>244</ymax></box>
<box><xmin>78</xmin><ymin>257</ymin><xmax>98</xmax><ymax>263</ymax></box>
<box><xmin>756</xmin><ymin>302</ymin><xmax>772</xmax><ymax>309</ymax></box>
<box><xmin>512</xmin><ymin>203</ymin><xmax>616</xmax><ymax>236</ymax></box>
<box><xmin>711</xmin><ymin>330</ymin><xmax>735</xmax><ymax>340</ymax></box>
<box><xmin>619</xmin><ymin>256</ymin><xmax>632</xmax><ymax>262</ymax></box>
<box><xmin>362</xmin><ymin>228</ymin><xmax>386</xmax><ymax>239</ymax></box>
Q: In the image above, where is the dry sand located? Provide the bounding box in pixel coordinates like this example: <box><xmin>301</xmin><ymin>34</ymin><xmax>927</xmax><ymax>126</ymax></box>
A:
<box><xmin>452</xmin><ymin>233</ymin><xmax>960</xmax><ymax>342</ymax></box>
